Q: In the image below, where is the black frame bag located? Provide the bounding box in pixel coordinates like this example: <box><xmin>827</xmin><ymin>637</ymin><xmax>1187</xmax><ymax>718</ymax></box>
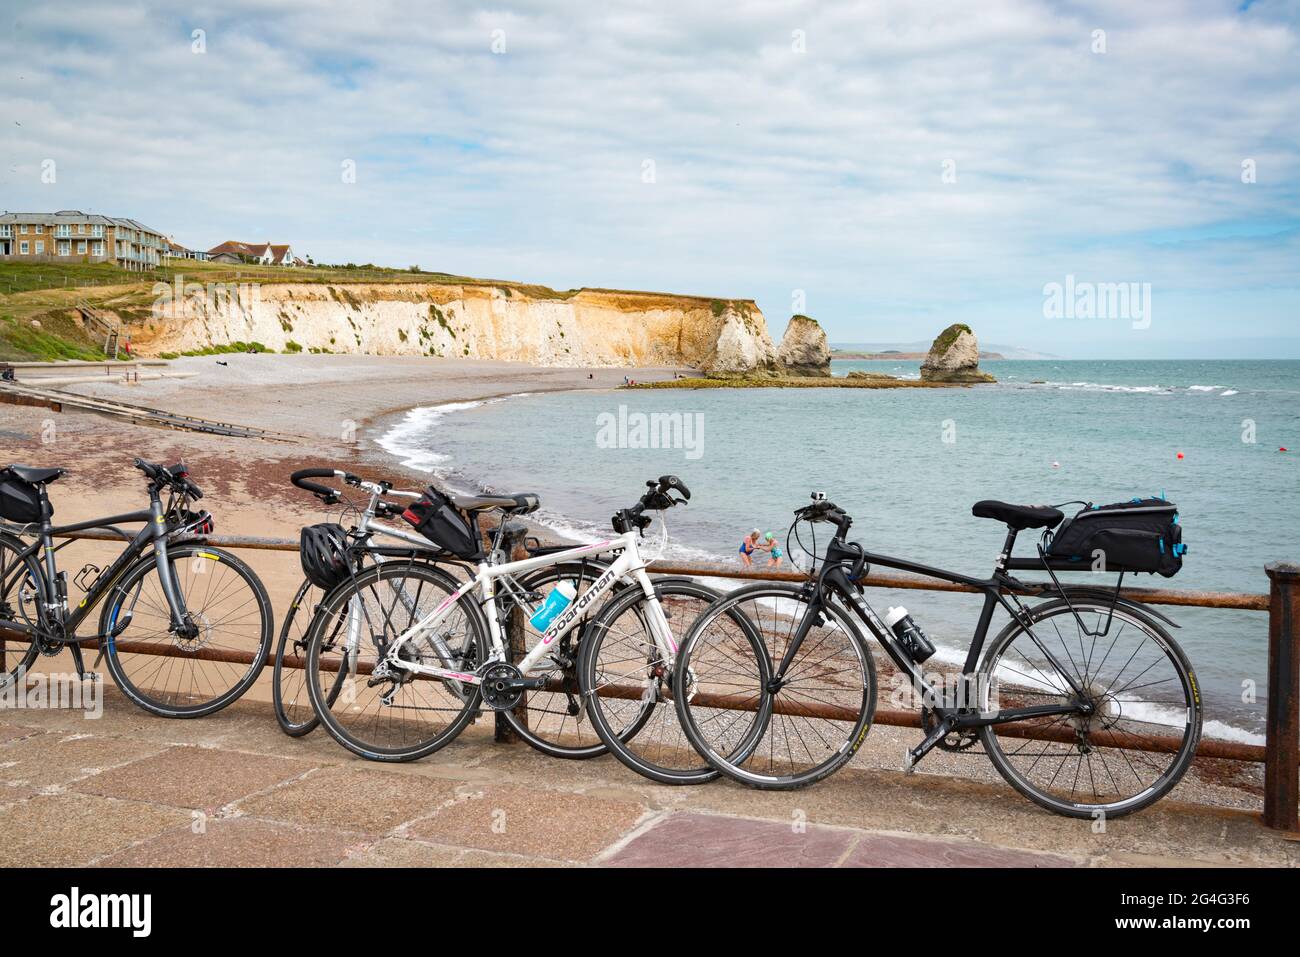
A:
<box><xmin>401</xmin><ymin>487</ymin><xmax>483</xmax><ymax>560</ymax></box>
<box><xmin>1046</xmin><ymin>497</ymin><xmax>1185</xmax><ymax>577</ymax></box>
<box><xmin>0</xmin><ymin>469</ymin><xmax>44</xmax><ymax>524</ymax></box>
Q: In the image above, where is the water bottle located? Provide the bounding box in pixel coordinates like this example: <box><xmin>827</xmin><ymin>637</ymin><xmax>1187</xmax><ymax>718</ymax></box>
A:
<box><xmin>884</xmin><ymin>606</ymin><xmax>935</xmax><ymax>663</ymax></box>
<box><xmin>529</xmin><ymin>581</ymin><xmax>577</xmax><ymax>632</ymax></box>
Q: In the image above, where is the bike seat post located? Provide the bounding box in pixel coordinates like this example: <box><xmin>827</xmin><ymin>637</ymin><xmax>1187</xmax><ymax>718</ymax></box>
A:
<box><xmin>997</xmin><ymin>526</ymin><xmax>1018</xmax><ymax>572</ymax></box>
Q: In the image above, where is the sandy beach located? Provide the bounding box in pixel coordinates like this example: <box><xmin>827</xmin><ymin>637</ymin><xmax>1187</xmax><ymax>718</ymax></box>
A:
<box><xmin>0</xmin><ymin>352</ymin><xmax>1271</xmax><ymax>817</ymax></box>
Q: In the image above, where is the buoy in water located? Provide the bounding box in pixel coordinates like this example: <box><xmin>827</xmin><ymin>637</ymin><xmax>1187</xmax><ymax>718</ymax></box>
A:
<box><xmin>1281</xmin><ymin>447</ymin><xmax>1289</xmax><ymax>452</ymax></box>
<box><xmin>1051</xmin><ymin>461</ymin><xmax>1060</xmax><ymax>468</ymax></box>
<box><xmin>1176</xmin><ymin>451</ymin><xmax>1184</xmax><ymax>459</ymax></box>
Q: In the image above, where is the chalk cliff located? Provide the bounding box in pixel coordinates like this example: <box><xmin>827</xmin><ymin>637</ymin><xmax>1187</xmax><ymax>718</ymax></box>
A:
<box><xmin>127</xmin><ymin>281</ymin><xmax>778</xmax><ymax>370</ymax></box>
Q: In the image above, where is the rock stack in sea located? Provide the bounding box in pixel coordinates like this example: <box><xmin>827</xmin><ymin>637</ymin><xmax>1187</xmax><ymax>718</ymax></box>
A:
<box><xmin>702</xmin><ymin>312</ymin><xmax>832</xmax><ymax>378</ymax></box>
<box><xmin>775</xmin><ymin>314</ymin><xmax>832</xmax><ymax>376</ymax></box>
<box><xmin>919</xmin><ymin>323</ymin><xmax>996</xmax><ymax>383</ymax></box>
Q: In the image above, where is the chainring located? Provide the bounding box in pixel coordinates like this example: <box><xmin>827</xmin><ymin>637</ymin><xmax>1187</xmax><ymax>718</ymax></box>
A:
<box><xmin>480</xmin><ymin>662</ymin><xmax>524</xmax><ymax>712</ymax></box>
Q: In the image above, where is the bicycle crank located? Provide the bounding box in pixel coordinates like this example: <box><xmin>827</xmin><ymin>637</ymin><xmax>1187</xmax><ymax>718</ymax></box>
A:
<box><xmin>922</xmin><ymin>707</ymin><xmax>980</xmax><ymax>753</ymax></box>
<box><xmin>478</xmin><ymin>662</ymin><xmax>547</xmax><ymax>712</ymax></box>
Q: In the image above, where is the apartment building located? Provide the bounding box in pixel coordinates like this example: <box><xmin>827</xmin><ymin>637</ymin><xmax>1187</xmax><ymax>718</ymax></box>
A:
<box><xmin>0</xmin><ymin>210</ymin><xmax>168</xmax><ymax>270</ymax></box>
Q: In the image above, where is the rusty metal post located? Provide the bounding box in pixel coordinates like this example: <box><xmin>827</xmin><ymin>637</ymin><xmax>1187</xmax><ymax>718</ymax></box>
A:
<box><xmin>493</xmin><ymin>596</ymin><xmax>528</xmax><ymax>743</ymax></box>
<box><xmin>1264</xmin><ymin>562</ymin><xmax>1300</xmax><ymax>831</ymax></box>
<box><xmin>493</xmin><ymin>533</ymin><xmax>531</xmax><ymax>743</ymax></box>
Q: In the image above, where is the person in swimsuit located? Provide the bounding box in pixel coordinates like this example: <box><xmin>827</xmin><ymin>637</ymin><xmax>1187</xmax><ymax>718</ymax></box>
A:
<box><xmin>757</xmin><ymin>532</ymin><xmax>784</xmax><ymax>567</ymax></box>
<box><xmin>738</xmin><ymin>528</ymin><xmax>762</xmax><ymax>567</ymax></box>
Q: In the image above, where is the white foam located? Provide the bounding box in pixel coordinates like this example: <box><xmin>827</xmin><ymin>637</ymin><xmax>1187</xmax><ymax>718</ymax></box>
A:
<box><xmin>376</xmin><ymin>400</ymin><xmax>489</xmax><ymax>474</ymax></box>
<box><xmin>1220</xmin><ymin>389</ymin><xmax>1239</xmax><ymax>397</ymax></box>
<box><xmin>1057</xmin><ymin>382</ymin><xmax>1166</xmax><ymax>393</ymax></box>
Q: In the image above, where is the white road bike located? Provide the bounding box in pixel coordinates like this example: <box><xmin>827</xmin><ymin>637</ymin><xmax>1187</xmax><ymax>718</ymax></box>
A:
<box><xmin>299</xmin><ymin>474</ymin><xmax>758</xmax><ymax>783</ymax></box>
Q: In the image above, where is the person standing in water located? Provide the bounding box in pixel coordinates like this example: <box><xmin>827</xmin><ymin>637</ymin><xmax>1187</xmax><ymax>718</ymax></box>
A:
<box><xmin>757</xmin><ymin>532</ymin><xmax>784</xmax><ymax>567</ymax></box>
<box><xmin>738</xmin><ymin>528</ymin><xmax>762</xmax><ymax>567</ymax></box>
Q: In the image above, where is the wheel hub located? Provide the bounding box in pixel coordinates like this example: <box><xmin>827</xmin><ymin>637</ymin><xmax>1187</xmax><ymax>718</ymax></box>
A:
<box><xmin>173</xmin><ymin>612</ymin><xmax>212</xmax><ymax>653</ymax></box>
<box><xmin>1065</xmin><ymin>685</ymin><xmax>1122</xmax><ymax>754</ymax></box>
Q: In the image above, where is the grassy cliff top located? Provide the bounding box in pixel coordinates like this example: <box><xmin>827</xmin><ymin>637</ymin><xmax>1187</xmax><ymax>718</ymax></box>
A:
<box><xmin>928</xmin><ymin>322</ymin><xmax>973</xmax><ymax>355</ymax></box>
<box><xmin>0</xmin><ymin>260</ymin><xmax>759</xmax><ymax>360</ymax></box>
<box><xmin>0</xmin><ymin>261</ymin><xmax>754</xmax><ymax>306</ymax></box>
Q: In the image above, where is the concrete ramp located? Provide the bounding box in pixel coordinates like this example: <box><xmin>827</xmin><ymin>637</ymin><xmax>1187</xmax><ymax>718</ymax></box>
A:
<box><xmin>0</xmin><ymin>381</ymin><xmax>306</xmax><ymax>442</ymax></box>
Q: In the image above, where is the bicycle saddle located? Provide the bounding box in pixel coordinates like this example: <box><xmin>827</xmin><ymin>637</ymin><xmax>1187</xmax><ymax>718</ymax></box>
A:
<box><xmin>971</xmin><ymin>500</ymin><xmax>1063</xmax><ymax>530</ymax></box>
<box><xmin>5</xmin><ymin>464</ymin><xmax>66</xmax><ymax>484</ymax></box>
<box><xmin>449</xmin><ymin>491</ymin><xmax>540</xmax><ymax>514</ymax></box>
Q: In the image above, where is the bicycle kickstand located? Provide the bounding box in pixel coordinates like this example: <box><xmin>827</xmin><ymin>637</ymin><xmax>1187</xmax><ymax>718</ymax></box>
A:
<box><xmin>67</xmin><ymin>642</ymin><xmax>96</xmax><ymax>682</ymax></box>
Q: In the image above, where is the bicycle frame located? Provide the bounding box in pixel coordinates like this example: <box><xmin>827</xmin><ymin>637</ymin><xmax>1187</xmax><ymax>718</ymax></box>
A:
<box><xmin>2</xmin><ymin>491</ymin><xmax>191</xmax><ymax>647</ymax></box>
<box><xmin>380</xmin><ymin>530</ymin><xmax>670</xmax><ymax>687</ymax></box>
<box><xmin>781</xmin><ymin>523</ymin><xmax>1099</xmax><ymax>761</ymax></box>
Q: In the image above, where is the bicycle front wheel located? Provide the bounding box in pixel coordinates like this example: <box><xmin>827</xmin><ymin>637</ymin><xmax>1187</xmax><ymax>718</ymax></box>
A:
<box><xmin>579</xmin><ymin>578</ymin><xmax>761</xmax><ymax>785</ymax></box>
<box><xmin>977</xmin><ymin>596</ymin><xmax>1202</xmax><ymax>819</ymax></box>
<box><xmin>304</xmin><ymin>561</ymin><xmax>487</xmax><ymax>762</ymax></box>
<box><xmin>0</xmin><ymin>532</ymin><xmax>41</xmax><ymax>690</ymax></box>
<box><xmin>100</xmin><ymin>544</ymin><xmax>273</xmax><ymax>718</ymax></box>
<box><xmin>675</xmin><ymin>583</ymin><xmax>877</xmax><ymax>790</ymax></box>
<box><xmin>273</xmin><ymin>577</ymin><xmax>330</xmax><ymax>736</ymax></box>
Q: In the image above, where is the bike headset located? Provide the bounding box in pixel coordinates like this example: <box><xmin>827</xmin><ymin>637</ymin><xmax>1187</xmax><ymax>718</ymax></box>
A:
<box><xmin>610</xmin><ymin>475</ymin><xmax>691</xmax><ymax>536</ymax></box>
<box><xmin>133</xmin><ymin>458</ymin><xmax>213</xmax><ymax>537</ymax></box>
<box><xmin>788</xmin><ymin>492</ymin><xmax>867</xmax><ymax>583</ymax></box>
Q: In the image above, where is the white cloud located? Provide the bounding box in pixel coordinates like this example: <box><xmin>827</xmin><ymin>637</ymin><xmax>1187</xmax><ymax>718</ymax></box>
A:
<box><xmin>1</xmin><ymin>0</ymin><xmax>1296</xmax><ymax>354</ymax></box>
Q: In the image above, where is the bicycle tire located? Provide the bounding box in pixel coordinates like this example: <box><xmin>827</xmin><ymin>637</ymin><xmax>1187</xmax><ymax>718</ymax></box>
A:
<box><xmin>977</xmin><ymin>596</ymin><xmax>1202</xmax><ymax>819</ymax></box>
<box><xmin>0</xmin><ymin>531</ymin><xmax>42</xmax><ymax>689</ymax></box>
<box><xmin>675</xmin><ymin>582</ymin><xmax>877</xmax><ymax>790</ymax></box>
<box><xmin>304</xmin><ymin>560</ymin><xmax>488</xmax><ymax>762</ymax></box>
<box><xmin>579</xmin><ymin>578</ymin><xmax>764</xmax><ymax>785</ymax></box>
<box><xmin>100</xmin><ymin>544</ymin><xmax>274</xmax><ymax>718</ymax></box>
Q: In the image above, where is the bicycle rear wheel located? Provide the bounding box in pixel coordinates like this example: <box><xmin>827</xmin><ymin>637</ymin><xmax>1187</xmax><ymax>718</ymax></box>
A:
<box><xmin>977</xmin><ymin>596</ymin><xmax>1201</xmax><ymax>818</ymax></box>
<box><xmin>304</xmin><ymin>561</ymin><xmax>487</xmax><ymax>762</ymax></box>
<box><xmin>495</xmin><ymin>561</ymin><xmax>612</xmax><ymax>759</ymax></box>
<box><xmin>675</xmin><ymin>583</ymin><xmax>877</xmax><ymax>790</ymax></box>
<box><xmin>100</xmin><ymin>544</ymin><xmax>273</xmax><ymax>718</ymax></box>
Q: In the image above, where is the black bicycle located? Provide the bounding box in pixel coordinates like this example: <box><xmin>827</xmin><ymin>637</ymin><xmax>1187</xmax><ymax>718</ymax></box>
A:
<box><xmin>674</xmin><ymin>493</ymin><xmax>1202</xmax><ymax>818</ymax></box>
<box><xmin>0</xmin><ymin>459</ymin><xmax>274</xmax><ymax>717</ymax></box>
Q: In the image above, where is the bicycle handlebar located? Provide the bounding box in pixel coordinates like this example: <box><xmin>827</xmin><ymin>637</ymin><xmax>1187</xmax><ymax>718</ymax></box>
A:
<box><xmin>795</xmin><ymin>492</ymin><xmax>851</xmax><ymax>534</ymax></box>
<box><xmin>134</xmin><ymin>458</ymin><xmax>203</xmax><ymax>500</ymax></box>
<box><xmin>290</xmin><ymin>467</ymin><xmax>343</xmax><ymax>503</ymax></box>
<box><xmin>290</xmin><ymin>467</ymin><xmax>418</xmax><ymax>513</ymax></box>
<box><xmin>611</xmin><ymin>475</ymin><xmax>692</xmax><ymax>535</ymax></box>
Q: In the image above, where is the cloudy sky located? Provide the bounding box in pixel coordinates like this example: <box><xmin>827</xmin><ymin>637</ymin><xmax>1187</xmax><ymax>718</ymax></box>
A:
<box><xmin>3</xmin><ymin>1</ymin><xmax>1297</xmax><ymax>357</ymax></box>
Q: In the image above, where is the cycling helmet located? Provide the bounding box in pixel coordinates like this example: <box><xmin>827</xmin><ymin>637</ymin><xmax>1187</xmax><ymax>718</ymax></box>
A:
<box><xmin>299</xmin><ymin>523</ymin><xmax>353</xmax><ymax>590</ymax></box>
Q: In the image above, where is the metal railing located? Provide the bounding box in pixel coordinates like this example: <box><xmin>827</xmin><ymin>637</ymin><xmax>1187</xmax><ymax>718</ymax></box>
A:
<box><xmin>4</xmin><ymin>527</ymin><xmax>1297</xmax><ymax>833</ymax></box>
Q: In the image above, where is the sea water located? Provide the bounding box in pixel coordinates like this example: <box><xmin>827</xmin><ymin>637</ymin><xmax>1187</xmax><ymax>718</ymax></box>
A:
<box><xmin>378</xmin><ymin>359</ymin><xmax>1300</xmax><ymax>740</ymax></box>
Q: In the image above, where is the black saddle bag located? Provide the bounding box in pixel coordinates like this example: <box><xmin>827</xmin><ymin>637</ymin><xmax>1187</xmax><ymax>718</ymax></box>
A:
<box><xmin>1046</xmin><ymin>498</ymin><xmax>1185</xmax><ymax>577</ymax></box>
<box><xmin>401</xmin><ymin>487</ymin><xmax>483</xmax><ymax>560</ymax></box>
<box><xmin>0</xmin><ymin>469</ymin><xmax>45</xmax><ymax>524</ymax></box>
